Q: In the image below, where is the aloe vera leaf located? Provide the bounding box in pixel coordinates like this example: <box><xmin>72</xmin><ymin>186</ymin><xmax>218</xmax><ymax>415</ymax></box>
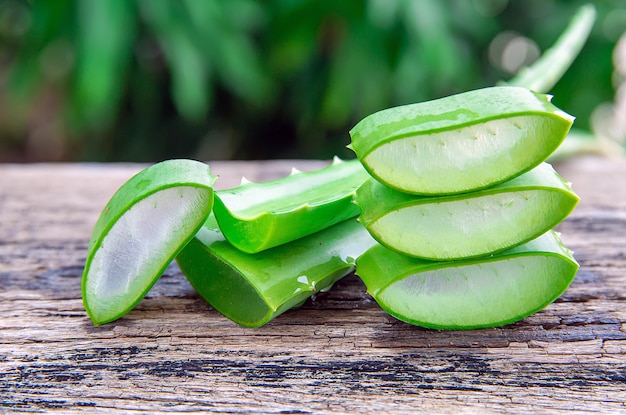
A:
<box><xmin>176</xmin><ymin>216</ymin><xmax>376</xmax><ymax>328</ymax></box>
<box><xmin>547</xmin><ymin>128</ymin><xmax>623</xmax><ymax>162</ymax></box>
<box><xmin>349</xmin><ymin>86</ymin><xmax>574</xmax><ymax>195</ymax></box>
<box><xmin>82</xmin><ymin>159</ymin><xmax>216</xmax><ymax>326</ymax></box>
<box><xmin>356</xmin><ymin>162</ymin><xmax>579</xmax><ymax>260</ymax></box>
<box><xmin>213</xmin><ymin>157</ymin><xmax>370</xmax><ymax>253</ymax></box>
<box><xmin>506</xmin><ymin>4</ymin><xmax>596</xmax><ymax>94</ymax></box>
<box><xmin>356</xmin><ymin>231</ymin><xmax>578</xmax><ymax>330</ymax></box>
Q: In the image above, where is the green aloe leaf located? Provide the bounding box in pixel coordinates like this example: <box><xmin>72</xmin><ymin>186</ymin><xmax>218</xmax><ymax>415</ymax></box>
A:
<box><xmin>213</xmin><ymin>157</ymin><xmax>370</xmax><ymax>253</ymax></box>
<box><xmin>73</xmin><ymin>0</ymin><xmax>135</xmax><ymax>127</ymax></box>
<box><xmin>506</xmin><ymin>4</ymin><xmax>596</xmax><ymax>94</ymax></box>
<box><xmin>138</xmin><ymin>0</ymin><xmax>212</xmax><ymax>121</ymax></box>
<box><xmin>356</xmin><ymin>162</ymin><xmax>579</xmax><ymax>260</ymax></box>
<box><xmin>356</xmin><ymin>231</ymin><xmax>578</xmax><ymax>330</ymax></box>
<box><xmin>349</xmin><ymin>86</ymin><xmax>574</xmax><ymax>195</ymax></box>
<box><xmin>176</xmin><ymin>216</ymin><xmax>376</xmax><ymax>328</ymax></box>
<box><xmin>82</xmin><ymin>159</ymin><xmax>216</xmax><ymax>326</ymax></box>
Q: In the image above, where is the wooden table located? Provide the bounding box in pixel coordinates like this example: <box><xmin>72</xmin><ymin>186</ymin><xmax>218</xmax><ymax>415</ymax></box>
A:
<box><xmin>1</xmin><ymin>157</ymin><xmax>625</xmax><ymax>414</ymax></box>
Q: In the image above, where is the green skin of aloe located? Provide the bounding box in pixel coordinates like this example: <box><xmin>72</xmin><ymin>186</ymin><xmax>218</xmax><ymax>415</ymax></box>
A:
<box><xmin>213</xmin><ymin>157</ymin><xmax>370</xmax><ymax>254</ymax></box>
<box><xmin>82</xmin><ymin>159</ymin><xmax>217</xmax><ymax>326</ymax></box>
<box><xmin>176</xmin><ymin>216</ymin><xmax>376</xmax><ymax>327</ymax></box>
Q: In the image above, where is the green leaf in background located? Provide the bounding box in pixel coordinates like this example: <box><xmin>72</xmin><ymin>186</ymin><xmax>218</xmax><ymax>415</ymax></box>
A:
<box><xmin>506</xmin><ymin>4</ymin><xmax>596</xmax><ymax>94</ymax></box>
<box><xmin>0</xmin><ymin>1</ymin><xmax>619</xmax><ymax>162</ymax></box>
<box><xmin>72</xmin><ymin>0</ymin><xmax>136</xmax><ymax>128</ymax></box>
<box><xmin>138</xmin><ymin>0</ymin><xmax>211</xmax><ymax>122</ymax></box>
<box><xmin>3</xmin><ymin>0</ymin><xmax>71</xmax><ymax>119</ymax></box>
<box><xmin>181</xmin><ymin>0</ymin><xmax>272</xmax><ymax>106</ymax></box>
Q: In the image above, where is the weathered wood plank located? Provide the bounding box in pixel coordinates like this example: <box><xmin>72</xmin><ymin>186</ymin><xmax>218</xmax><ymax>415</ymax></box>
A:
<box><xmin>1</xmin><ymin>157</ymin><xmax>625</xmax><ymax>414</ymax></box>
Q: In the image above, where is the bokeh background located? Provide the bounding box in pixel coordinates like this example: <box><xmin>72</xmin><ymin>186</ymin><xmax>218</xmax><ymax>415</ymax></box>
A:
<box><xmin>1</xmin><ymin>0</ymin><xmax>625</xmax><ymax>162</ymax></box>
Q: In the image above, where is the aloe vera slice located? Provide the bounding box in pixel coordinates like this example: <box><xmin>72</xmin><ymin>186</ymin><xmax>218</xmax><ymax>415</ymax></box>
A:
<box><xmin>349</xmin><ymin>86</ymin><xmax>574</xmax><ymax>195</ymax></box>
<box><xmin>176</xmin><ymin>216</ymin><xmax>376</xmax><ymax>327</ymax></box>
<box><xmin>213</xmin><ymin>157</ymin><xmax>370</xmax><ymax>253</ymax></box>
<box><xmin>356</xmin><ymin>231</ymin><xmax>578</xmax><ymax>330</ymax></box>
<box><xmin>356</xmin><ymin>162</ymin><xmax>578</xmax><ymax>260</ymax></box>
<box><xmin>82</xmin><ymin>159</ymin><xmax>216</xmax><ymax>326</ymax></box>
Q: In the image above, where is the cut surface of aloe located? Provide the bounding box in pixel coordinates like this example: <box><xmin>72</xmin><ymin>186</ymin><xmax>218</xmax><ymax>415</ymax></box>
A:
<box><xmin>82</xmin><ymin>159</ymin><xmax>216</xmax><ymax>326</ymax></box>
<box><xmin>349</xmin><ymin>86</ymin><xmax>574</xmax><ymax>195</ymax></box>
<box><xmin>176</xmin><ymin>216</ymin><xmax>376</xmax><ymax>327</ymax></box>
<box><xmin>213</xmin><ymin>157</ymin><xmax>370</xmax><ymax>253</ymax></box>
<box><xmin>356</xmin><ymin>162</ymin><xmax>578</xmax><ymax>260</ymax></box>
<box><xmin>356</xmin><ymin>231</ymin><xmax>578</xmax><ymax>330</ymax></box>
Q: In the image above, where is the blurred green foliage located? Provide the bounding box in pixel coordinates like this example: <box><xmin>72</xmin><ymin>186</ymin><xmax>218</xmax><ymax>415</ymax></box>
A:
<box><xmin>0</xmin><ymin>0</ymin><xmax>624</xmax><ymax>162</ymax></box>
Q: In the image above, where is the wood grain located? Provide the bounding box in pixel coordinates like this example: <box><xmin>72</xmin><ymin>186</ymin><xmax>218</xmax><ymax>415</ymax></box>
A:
<box><xmin>1</xmin><ymin>157</ymin><xmax>625</xmax><ymax>414</ymax></box>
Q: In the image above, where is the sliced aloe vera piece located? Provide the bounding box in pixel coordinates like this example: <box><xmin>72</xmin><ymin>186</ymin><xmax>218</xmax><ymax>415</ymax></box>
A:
<box><xmin>356</xmin><ymin>231</ymin><xmax>578</xmax><ymax>330</ymax></box>
<box><xmin>82</xmin><ymin>159</ymin><xmax>216</xmax><ymax>326</ymax></box>
<box><xmin>356</xmin><ymin>162</ymin><xmax>578</xmax><ymax>260</ymax></box>
<box><xmin>349</xmin><ymin>86</ymin><xmax>574</xmax><ymax>195</ymax></box>
<box><xmin>213</xmin><ymin>157</ymin><xmax>370</xmax><ymax>253</ymax></box>
<box><xmin>176</xmin><ymin>216</ymin><xmax>376</xmax><ymax>327</ymax></box>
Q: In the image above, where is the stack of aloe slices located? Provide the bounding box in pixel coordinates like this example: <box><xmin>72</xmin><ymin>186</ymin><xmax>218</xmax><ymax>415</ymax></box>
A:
<box><xmin>346</xmin><ymin>2</ymin><xmax>597</xmax><ymax>329</ymax></box>
<box><xmin>350</xmin><ymin>86</ymin><xmax>580</xmax><ymax>330</ymax></box>
<box><xmin>80</xmin><ymin>5</ymin><xmax>594</xmax><ymax>329</ymax></box>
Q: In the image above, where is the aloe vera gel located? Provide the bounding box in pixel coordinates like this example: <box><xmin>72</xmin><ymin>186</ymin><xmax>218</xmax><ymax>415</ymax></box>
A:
<box><xmin>357</xmin><ymin>231</ymin><xmax>578</xmax><ymax>330</ymax></box>
<box><xmin>356</xmin><ymin>163</ymin><xmax>579</xmax><ymax>260</ymax></box>
<box><xmin>82</xmin><ymin>159</ymin><xmax>217</xmax><ymax>326</ymax></box>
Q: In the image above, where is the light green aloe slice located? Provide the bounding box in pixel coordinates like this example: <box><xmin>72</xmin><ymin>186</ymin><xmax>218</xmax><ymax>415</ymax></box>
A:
<box><xmin>213</xmin><ymin>157</ymin><xmax>370</xmax><ymax>253</ymax></box>
<box><xmin>82</xmin><ymin>159</ymin><xmax>216</xmax><ymax>326</ymax></box>
<box><xmin>349</xmin><ymin>86</ymin><xmax>574</xmax><ymax>195</ymax></box>
<box><xmin>176</xmin><ymin>216</ymin><xmax>376</xmax><ymax>327</ymax></box>
<box><xmin>356</xmin><ymin>231</ymin><xmax>578</xmax><ymax>330</ymax></box>
<box><xmin>356</xmin><ymin>162</ymin><xmax>578</xmax><ymax>260</ymax></box>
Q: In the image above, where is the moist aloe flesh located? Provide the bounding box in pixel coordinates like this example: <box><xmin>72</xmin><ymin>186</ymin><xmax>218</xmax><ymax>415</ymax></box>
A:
<box><xmin>356</xmin><ymin>162</ymin><xmax>579</xmax><ymax>260</ymax></box>
<box><xmin>349</xmin><ymin>86</ymin><xmax>574</xmax><ymax>195</ymax></box>
<box><xmin>82</xmin><ymin>159</ymin><xmax>216</xmax><ymax>326</ymax></box>
<box><xmin>356</xmin><ymin>231</ymin><xmax>579</xmax><ymax>330</ymax></box>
